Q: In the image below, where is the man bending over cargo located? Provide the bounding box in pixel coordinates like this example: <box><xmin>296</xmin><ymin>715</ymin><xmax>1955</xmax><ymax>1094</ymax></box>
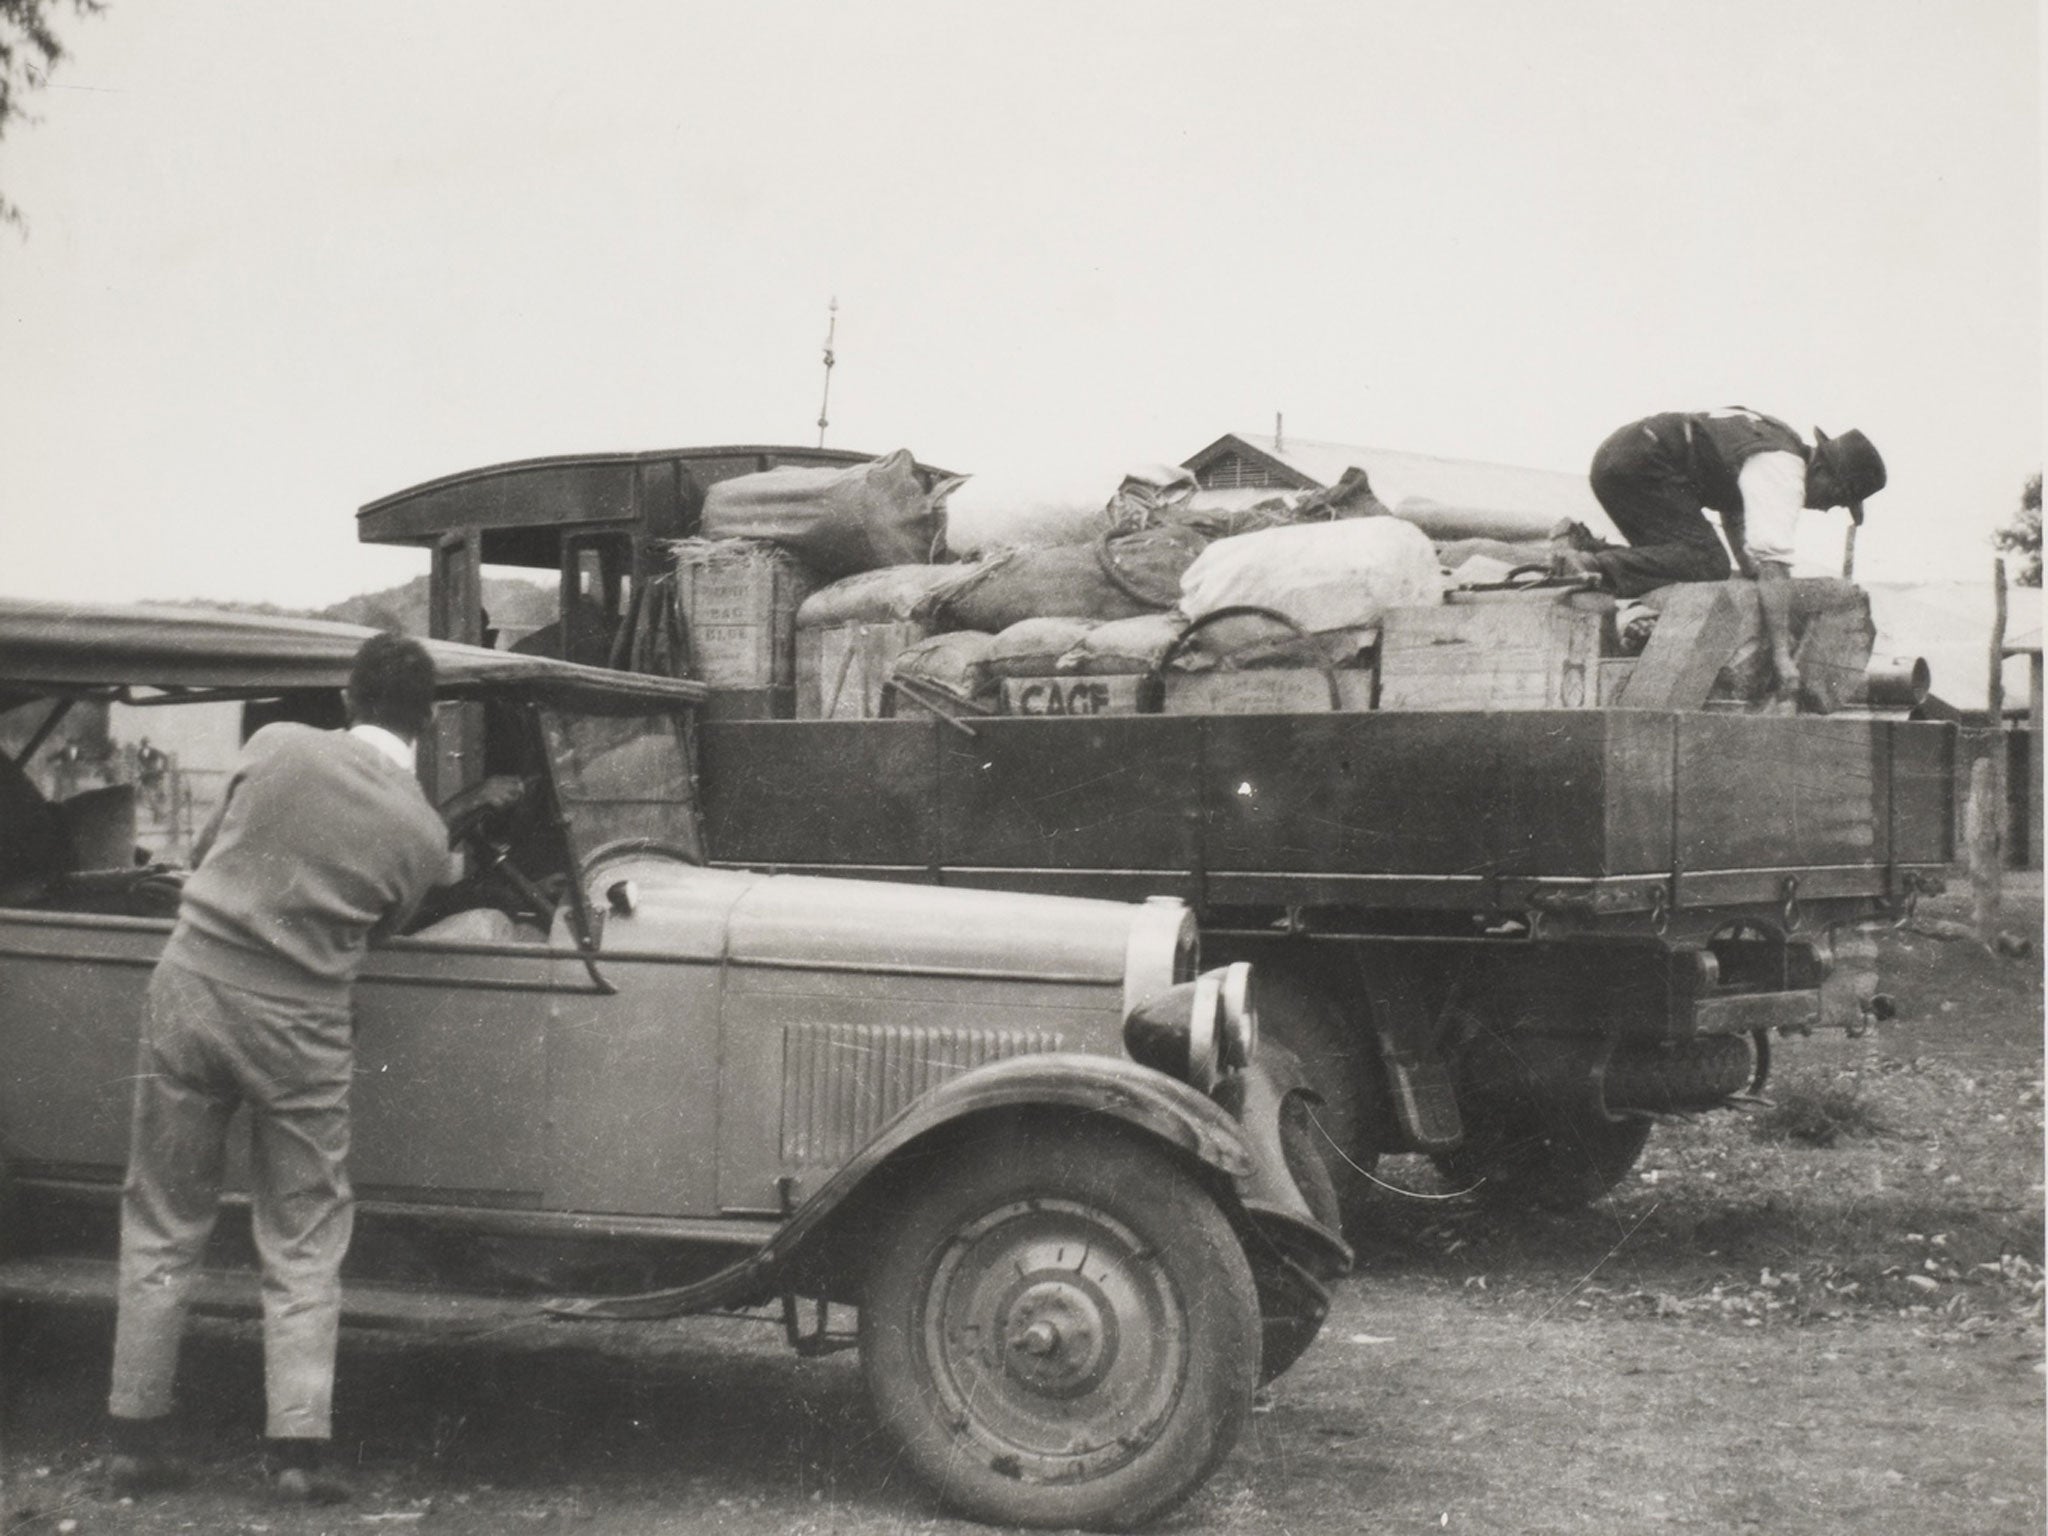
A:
<box><xmin>1554</xmin><ymin>408</ymin><xmax>1886</xmax><ymax>698</ymax></box>
<box><xmin>105</xmin><ymin>634</ymin><xmax>506</xmax><ymax>1505</ymax></box>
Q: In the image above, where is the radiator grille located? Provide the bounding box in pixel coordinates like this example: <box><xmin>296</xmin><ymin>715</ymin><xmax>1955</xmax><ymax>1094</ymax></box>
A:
<box><xmin>780</xmin><ymin>1023</ymin><xmax>1065</xmax><ymax>1165</ymax></box>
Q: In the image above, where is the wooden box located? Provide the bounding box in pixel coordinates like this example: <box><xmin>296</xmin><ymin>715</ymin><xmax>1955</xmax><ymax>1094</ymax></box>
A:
<box><xmin>999</xmin><ymin>675</ymin><xmax>1158</xmax><ymax>717</ymax></box>
<box><xmin>797</xmin><ymin>620</ymin><xmax>929</xmax><ymax>720</ymax></box>
<box><xmin>1599</xmin><ymin>659</ymin><xmax>1637</xmax><ymax>705</ymax></box>
<box><xmin>1378</xmin><ymin>592</ymin><xmax>1606</xmax><ymax>710</ymax></box>
<box><xmin>674</xmin><ymin>540</ymin><xmax>812</xmax><ymax>688</ymax></box>
<box><xmin>1162</xmin><ymin>669</ymin><xmax>1376</xmax><ymax>715</ymax></box>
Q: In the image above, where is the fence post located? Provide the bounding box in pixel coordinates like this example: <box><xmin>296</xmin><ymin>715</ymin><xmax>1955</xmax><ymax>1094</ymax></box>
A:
<box><xmin>1971</xmin><ymin>559</ymin><xmax>2009</xmax><ymax>941</ymax></box>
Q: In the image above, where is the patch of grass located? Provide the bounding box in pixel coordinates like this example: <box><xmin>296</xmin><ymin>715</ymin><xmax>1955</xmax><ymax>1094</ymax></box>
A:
<box><xmin>1751</xmin><ymin>1082</ymin><xmax>1890</xmax><ymax>1147</ymax></box>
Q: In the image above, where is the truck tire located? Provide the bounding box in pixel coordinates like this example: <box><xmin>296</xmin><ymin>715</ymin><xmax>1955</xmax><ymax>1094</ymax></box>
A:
<box><xmin>1252</xmin><ymin>966</ymin><xmax>1380</xmax><ymax>1234</ymax></box>
<box><xmin>1603</xmin><ymin>1034</ymin><xmax>1754</xmax><ymax>1113</ymax></box>
<box><xmin>860</xmin><ymin>1120</ymin><xmax>1260</xmax><ymax>1531</ymax></box>
<box><xmin>1434</xmin><ymin>1109</ymin><xmax>1652</xmax><ymax>1211</ymax></box>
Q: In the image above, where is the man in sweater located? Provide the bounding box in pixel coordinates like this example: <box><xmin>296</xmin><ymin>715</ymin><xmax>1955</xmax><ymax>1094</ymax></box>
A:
<box><xmin>105</xmin><ymin>634</ymin><xmax>466</xmax><ymax>1504</ymax></box>
<box><xmin>1555</xmin><ymin>408</ymin><xmax>1887</xmax><ymax>699</ymax></box>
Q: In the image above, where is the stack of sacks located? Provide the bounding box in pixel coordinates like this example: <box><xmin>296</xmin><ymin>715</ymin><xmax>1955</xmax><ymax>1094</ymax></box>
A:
<box><xmin>795</xmin><ymin>462</ymin><xmax>1449</xmax><ymax>718</ymax></box>
<box><xmin>678</xmin><ymin>449</ymin><xmax>965</xmax><ymax>712</ymax></box>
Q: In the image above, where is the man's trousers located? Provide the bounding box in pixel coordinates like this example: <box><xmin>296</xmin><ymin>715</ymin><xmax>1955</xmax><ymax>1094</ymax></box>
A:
<box><xmin>1587</xmin><ymin>416</ymin><xmax>1735</xmax><ymax>597</ymax></box>
<box><xmin>109</xmin><ymin>957</ymin><xmax>355</xmax><ymax>1440</ymax></box>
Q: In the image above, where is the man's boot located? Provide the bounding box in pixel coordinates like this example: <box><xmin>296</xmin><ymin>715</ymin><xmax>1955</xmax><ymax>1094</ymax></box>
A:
<box><xmin>106</xmin><ymin>1413</ymin><xmax>194</xmax><ymax>1495</ymax></box>
<box><xmin>265</xmin><ymin>1436</ymin><xmax>353</xmax><ymax>1505</ymax></box>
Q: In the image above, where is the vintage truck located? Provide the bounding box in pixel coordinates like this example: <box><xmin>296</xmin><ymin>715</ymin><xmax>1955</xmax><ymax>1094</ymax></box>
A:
<box><xmin>357</xmin><ymin>446</ymin><xmax>1959</xmax><ymax>1225</ymax></box>
<box><xmin>0</xmin><ymin>597</ymin><xmax>1347</xmax><ymax>1531</ymax></box>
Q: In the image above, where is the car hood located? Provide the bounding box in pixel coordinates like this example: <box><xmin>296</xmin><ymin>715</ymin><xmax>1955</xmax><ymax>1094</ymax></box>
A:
<box><xmin>591</xmin><ymin>859</ymin><xmax>1172</xmax><ymax>992</ymax></box>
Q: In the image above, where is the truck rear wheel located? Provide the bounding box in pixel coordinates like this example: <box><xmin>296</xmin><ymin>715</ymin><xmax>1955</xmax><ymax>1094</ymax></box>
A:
<box><xmin>1434</xmin><ymin>1109</ymin><xmax>1652</xmax><ymax>1211</ymax></box>
<box><xmin>1253</xmin><ymin>967</ymin><xmax>1380</xmax><ymax>1233</ymax></box>
<box><xmin>860</xmin><ymin>1121</ymin><xmax>1260</xmax><ymax>1530</ymax></box>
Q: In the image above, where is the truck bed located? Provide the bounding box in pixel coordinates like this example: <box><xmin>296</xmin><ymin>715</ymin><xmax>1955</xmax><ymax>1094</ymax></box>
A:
<box><xmin>698</xmin><ymin>711</ymin><xmax>1955</xmax><ymax>919</ymax></box>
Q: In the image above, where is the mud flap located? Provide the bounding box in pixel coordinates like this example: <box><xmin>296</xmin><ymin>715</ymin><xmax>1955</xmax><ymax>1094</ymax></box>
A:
<box><xmin>1362</xmin><ymin>966</ymin><xmax>1463</xmax><ymax>1151</ymax></box>
<box><xmin>1251</xmin><ymin>1250</ymin><xmax>1332</xmax><ymax>1384</ymax></box>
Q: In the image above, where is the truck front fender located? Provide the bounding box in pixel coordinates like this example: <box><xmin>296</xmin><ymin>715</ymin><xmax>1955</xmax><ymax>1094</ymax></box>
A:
<box><xmin>543</xmin><ymin>1053</ymin><xmax>1259</xmax><ymax>1322</ymax></box>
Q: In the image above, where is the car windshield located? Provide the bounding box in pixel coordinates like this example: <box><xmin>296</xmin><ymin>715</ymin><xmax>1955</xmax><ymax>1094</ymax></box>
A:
<box><xmin>537</xmin><ymin>707</ymin><xmax>702</xmax><ymax>868</ymax></box>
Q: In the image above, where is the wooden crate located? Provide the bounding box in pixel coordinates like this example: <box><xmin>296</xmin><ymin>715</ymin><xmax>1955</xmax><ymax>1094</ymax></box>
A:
<box><xmin>1378</xmin><ymin>592</ymin><xmax>1605</xmax><ymax>710</ymax></box>
<box><xmin>797</xmin><ymin>620</ymin><xmax>928</xmax><ymax>720</ymax></box>
<box><xmin>1162</xmin><ymin>669</ymin><xmax>1376</xmax><ymax>715</ymax></box>
<box><xmin>999</xmin><ymin>675</ymin><xmax>1158</xmax><ymax>717</ymax></box>
<box><xmin>674</xmin><ymin>540</ymin><xmax>812</xmax><ymax>688</ymax></box>
<box><xmin>1599</xmin><ymin>659</ymin><xmax>1637</xmax><ymax>705</ymax></box>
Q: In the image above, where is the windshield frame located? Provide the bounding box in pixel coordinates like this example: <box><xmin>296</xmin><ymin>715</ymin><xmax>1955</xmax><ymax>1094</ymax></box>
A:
<box><xmin>536</xmin><ymin>704</ymin><xmax>704</xmax><ymax>874</ymax></box>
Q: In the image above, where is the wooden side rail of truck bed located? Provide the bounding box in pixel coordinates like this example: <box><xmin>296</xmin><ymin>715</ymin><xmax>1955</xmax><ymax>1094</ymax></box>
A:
<box><xmin>696</xmin><ymin>710</ymin><xmax>1955</xmax><ymax>937</ymax></box>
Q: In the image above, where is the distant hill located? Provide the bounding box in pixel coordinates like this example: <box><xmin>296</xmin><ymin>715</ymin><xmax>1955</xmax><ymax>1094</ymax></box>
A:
<box><xmin>315</xmin><ymin>574</ymin><xmax>558</xmax><ymax>636</ymax></box>
<box><xmin>157</xmin><ymin>575</ymin><xmax>557</xmax><ymax>637</ymax></box>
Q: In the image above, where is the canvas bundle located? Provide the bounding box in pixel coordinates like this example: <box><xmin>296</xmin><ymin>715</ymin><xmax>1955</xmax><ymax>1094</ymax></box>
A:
<box><xmin>1169</xmin><ymin>613</ymin><xmax>1378</xmax><ymax>673</ymax></box>
<box><xmin>1178</xmin><ymin>517</ymin><xmax>1444</xmax><ymax>634</ymax></box>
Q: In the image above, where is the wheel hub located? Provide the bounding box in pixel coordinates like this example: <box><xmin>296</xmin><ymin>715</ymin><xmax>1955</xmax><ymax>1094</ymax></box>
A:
<box><xmin>919</xmin><ymin>1196</ymin><xmax>1190</xmax><ymax>1481</ymax></box>
<box><xmin>1002</xmin><ymin>1278</ymin><xmax>1114</xmax><ymax>1395</ymax></box>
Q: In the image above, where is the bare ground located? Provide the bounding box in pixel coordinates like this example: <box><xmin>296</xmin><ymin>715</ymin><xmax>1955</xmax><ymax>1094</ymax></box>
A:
<box><xmin>4</xmin><ymin>880</ymin><xmax>2040</xmax><ymax>1535</ymax></box>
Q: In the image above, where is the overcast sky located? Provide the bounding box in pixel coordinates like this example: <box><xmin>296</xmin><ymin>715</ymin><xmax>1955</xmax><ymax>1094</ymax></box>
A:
<box><xmin>1</xmin><ymin>0</ymin><xmax>2040</xmax><ymax>608</ymax></box>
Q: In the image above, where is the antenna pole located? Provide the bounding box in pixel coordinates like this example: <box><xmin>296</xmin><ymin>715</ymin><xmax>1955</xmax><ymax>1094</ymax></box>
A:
<box><xmin>816</xmin><ymin>297</ymin><xmax>838</xmax><ymax>448</ymax></box>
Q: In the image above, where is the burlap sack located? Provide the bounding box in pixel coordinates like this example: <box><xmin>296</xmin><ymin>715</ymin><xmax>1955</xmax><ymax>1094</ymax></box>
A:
<box><xmin>985</xmin><ymin>618</ymin><xmax>1099</xmax><ymax>679</ymax></box>
<box><xmin>796</xmin><ymin>564</ymin><xmax>972</xmax><ymax>629</ymax></box>
<box><xmin>936</xmin><ymin>525</ymin><xmax>1205</xmax><ymax>632</ymax></box>
<box><xmin>888</xmin><ymin>630</ymin><xmax>998</xmax><ymax>713</ymax></box>
<box><xmin>701</xmin><ymin>449</ymin><xmax>967</xmax><ymax>581</ymax></box>
<box><xmin>1057</xmin><ymin>612</ymin><xmax>1189</xmax><ymax>676</ymax></box>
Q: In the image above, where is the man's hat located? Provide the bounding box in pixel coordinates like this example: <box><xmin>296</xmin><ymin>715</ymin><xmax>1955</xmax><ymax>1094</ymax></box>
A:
<box><xmin>1813</xmin><ymin>427</ymin><xmax>1886</xmax><ymax>525</ymax></box>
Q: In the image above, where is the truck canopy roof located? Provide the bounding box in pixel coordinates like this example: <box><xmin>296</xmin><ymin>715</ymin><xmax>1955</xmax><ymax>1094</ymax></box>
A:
<box><xmin>356</xmin><ymin>444</ymin><xmax>958</xmax><ymax>564</ymax></box>
<box><xmin>0</xmin><ymin>596</ymin><xmax>705</xmax><ymax>716</ymax></box>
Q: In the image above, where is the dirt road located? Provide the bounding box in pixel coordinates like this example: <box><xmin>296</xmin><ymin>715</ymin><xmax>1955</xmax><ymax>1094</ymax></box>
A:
<box><xmin>4</xmin><ymin>885</ymin><xmax>2040</xmax><ymax>1535</ymax></box>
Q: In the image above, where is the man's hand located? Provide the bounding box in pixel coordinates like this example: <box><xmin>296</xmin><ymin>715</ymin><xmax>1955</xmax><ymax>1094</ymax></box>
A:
<box><xmin>1550</xmin><ymin>548</ymin><xmax>1604</xmax><ymax>580</ymax></box>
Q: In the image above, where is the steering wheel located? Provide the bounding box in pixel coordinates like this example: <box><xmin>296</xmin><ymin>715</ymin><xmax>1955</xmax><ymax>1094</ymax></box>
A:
<box><xmin>441</xmin><ymin>775</ymin><xmax>553</xmax><ymax>914</ymax></box>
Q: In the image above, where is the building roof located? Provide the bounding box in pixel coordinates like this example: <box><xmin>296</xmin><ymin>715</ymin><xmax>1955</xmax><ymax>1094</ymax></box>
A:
<box><xmin>1182</xmin><ymin>432</ymin><xmax>1617</xmax><ymax>542</ymax></box>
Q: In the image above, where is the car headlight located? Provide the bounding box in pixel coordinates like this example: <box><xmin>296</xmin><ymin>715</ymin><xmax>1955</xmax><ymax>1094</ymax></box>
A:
<box><xmin>1123</xmin><ymin>962</ymin><xmax>1257</xmax><ymax>1092</ymax></box>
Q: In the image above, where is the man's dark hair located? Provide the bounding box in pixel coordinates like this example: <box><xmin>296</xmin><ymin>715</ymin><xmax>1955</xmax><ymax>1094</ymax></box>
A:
<box><xmin>346</xmin><ymin>632</ymin><xmax>435</xmax><ymax>739</ymax></box>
